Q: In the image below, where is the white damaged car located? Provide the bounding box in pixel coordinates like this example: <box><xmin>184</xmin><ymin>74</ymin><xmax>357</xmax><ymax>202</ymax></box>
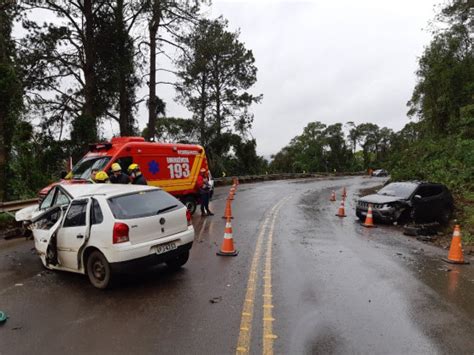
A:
<box><xmin>20</xmin><ymin>184</ymin><xmax>194</xmax><ymax>289</ymax></box>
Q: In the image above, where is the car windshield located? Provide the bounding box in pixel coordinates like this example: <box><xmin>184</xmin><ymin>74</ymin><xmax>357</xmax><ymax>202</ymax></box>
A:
<box><xmin>107</xmin><ymin>189</ymin><xmax>182</xmax><ymax>220</ymax></box>
<box><xmin>70</xmin><ymin>156</ymin><xmax>111</xmax><ymax>180</ymax></box>
<box><xmin>377</xmin><ymin>183</ymin><xmax>418</xmax><ymax>199</ymax></box>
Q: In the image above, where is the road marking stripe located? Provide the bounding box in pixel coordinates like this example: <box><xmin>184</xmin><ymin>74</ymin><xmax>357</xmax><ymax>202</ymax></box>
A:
<box><xmin>235</xmin><ymin>199</ymin><xmax>286</xmax><ymax>355</ymax></box>
<box><xmin>263</xmin><ymin>200</ymin><xmax>286</xmax><ymax>355</ymax></box>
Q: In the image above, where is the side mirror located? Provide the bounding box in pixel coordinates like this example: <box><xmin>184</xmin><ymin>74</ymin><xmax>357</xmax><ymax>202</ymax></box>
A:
<box><xmin>413</xmin><ymin>195</ymin><xmax>422</xmax><ymax>200</ymax></box>
<box><xmin>60</xmin><ymin>171</ymin><xmax>68</xmax><ymax>179</ymax></box>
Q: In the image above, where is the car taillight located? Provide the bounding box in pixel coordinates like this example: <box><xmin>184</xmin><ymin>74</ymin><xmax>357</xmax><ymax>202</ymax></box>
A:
<box><xmin>113</xmin><ymin>222</ymin><xmax>129</xmax><ymax>244</ymax></box>
<box><xmin>186</xmin><ymin>210</ymin><xmax>192</xmax><ymax>226</ymax></box>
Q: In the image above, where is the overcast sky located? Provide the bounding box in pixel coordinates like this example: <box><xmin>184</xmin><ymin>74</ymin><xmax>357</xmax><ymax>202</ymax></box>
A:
<box><xmin>19</xmin><ymin>0</ymin><xmax>441</xmax><ymax>157</ymax></box>
<box><xmin>137</xmin><ymin>0</ymin><xmax>439</xmax><ymax>157</ymax></box>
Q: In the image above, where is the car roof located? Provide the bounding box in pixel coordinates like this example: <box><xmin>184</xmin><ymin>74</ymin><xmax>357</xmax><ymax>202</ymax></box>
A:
<box><xmin>60</xmin><ymin>184</ymin><xmax>159</xmax><ymax>198</ymax></box>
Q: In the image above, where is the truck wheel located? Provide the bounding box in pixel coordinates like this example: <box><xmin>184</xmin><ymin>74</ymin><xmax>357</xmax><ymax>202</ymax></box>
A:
<box><xmin>166</xmin><ymin>251</ymin><xmax>189</xmax><ymax>270</ymax></box>
<box><xmin>182</xmin><ymin>196</ymin><xmax>197</xmax><ymax>215</ymax></box>
<box><xmin>86</xmin><ymin>250</ymin><xmax>112</xmax><ymax>289</ymax></box>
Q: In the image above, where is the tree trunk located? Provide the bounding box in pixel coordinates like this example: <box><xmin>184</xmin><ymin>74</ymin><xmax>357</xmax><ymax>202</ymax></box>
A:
<box><xmin>75</xmin><ymin>0</ymin><xmax>98</xmax><ymax>151</ymax></box>
<box><xmin>116</xmin><ymin>0</ymin><xmax>134</xmax><ymax>136</ymax></box>
<box><xmin>199</xmin><ymin>73</ymin><xmax>207</xmax><ymax>146</ymax></box>
<box><xmin>0</xmin><ymin>109</ymin><xmax>6</xmax><ymax>201</ymax></box>
<box><xmin>146</xmin><ymin>1</ymin><xmax>161</xmax><ymax>141</ymax></box>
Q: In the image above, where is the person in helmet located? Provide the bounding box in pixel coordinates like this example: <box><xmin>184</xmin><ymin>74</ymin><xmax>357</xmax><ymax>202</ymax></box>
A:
<box><xmin>109</xmin><ymin>162</ymin><xmax>130</xmax><ymax>184</ymax></box>
<box><xmin>88</xmin><ymin>168</ymin><xmax>99</xmax><ymax>183</ymax></box>
<box><xmin>94</xmin><ymin>171</ymin><xmax>110</xmax><ymax>184</ymax></box>
<box><xmin>128</xmin><ymin>163</ymin><xmax>147</xmax><ymax>185</ymax></box>
<box><xmin>197</xmin><ymin>168</ymin><xmax>213</xmax><ymax>216</ymax></box>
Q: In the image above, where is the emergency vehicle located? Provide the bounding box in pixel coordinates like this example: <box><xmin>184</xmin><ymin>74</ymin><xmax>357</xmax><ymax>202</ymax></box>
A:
<box><xmin>39</xmin><ymin>137</ymin><xmax>213</xmax><ymax>213</ymax></box>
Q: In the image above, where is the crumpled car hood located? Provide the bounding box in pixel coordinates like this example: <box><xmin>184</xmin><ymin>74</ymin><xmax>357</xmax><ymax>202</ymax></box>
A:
<box><xmin>358</xmin><ymin>194</ymin><xmax>408</xmax><ymax>204</ymax></box>
<box><xmin>15</xmin><ymin>205</ymin><xmax>40</xmax><ymax>222</ymax></box>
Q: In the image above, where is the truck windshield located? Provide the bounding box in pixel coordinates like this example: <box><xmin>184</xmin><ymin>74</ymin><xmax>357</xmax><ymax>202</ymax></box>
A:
<box><xmin>70</xmin><ymin>156</ymin><xmax>111</xmax><ymax>180</ymax></box>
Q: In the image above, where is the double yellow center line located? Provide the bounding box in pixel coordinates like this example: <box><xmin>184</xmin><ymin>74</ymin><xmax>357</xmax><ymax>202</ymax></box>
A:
<box><xmin>236</xmin><ymin>197</ymin><xmax>289</xmax><ymax>355</ymax></box>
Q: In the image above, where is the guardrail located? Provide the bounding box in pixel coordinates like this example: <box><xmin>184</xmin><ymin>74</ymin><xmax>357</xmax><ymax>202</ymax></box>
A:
<box><xmin>0</xmin><ymin>172</ymin><xmax>366</xmax><ymax>213</ymax></box>
<box><xmin>0</xmin><ymin>198</ymin><xmax>39</xmax><ymax>214</ymax></box>
<box><xmin>214</xmin><ymin>172</ymin><xmax>365</xmax><ymax>186</ymax></box>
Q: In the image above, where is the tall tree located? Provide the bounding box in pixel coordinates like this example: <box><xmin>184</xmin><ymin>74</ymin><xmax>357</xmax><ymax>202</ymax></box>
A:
<box><xmin>21</xmin><ymin>0</ymin><xmax>110</xmax><ymax>153</ymax></box>
<box><xmin>143</xmin><ymin>0</ymin><xmax>202</xmax><ymax>141</ymax></box>
<box><xmin>98</xmin><ymin>0</ymin><xmax>144</xmax><ymax>135</ymax></box>
<box><xmin>0</xmin><ymin>0</ymin><xmax>23</xmax><ymax>201</ymax></box>
<box><xmin>176</xmin><ymin>17</ymin><xmax>262</xmax><ymax>159</ymax></box>
<box><xmin>407</xmin><ymin>2</ymin><xmax>473</xmax><ymax>136</ymax></box>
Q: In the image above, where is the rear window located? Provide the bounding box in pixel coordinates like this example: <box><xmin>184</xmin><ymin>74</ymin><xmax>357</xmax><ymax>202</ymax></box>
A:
<box><xmin>107</xmin><ymin>190</ymin><xmax>182</xmax><ymax>220</ymax></box>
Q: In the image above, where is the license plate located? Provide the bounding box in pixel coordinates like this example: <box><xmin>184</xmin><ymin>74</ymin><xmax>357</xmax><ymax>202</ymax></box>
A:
<box><xmin>155</xmin><ymin>242</ymin><xmax>177</xmax><ymax>255</ymax></box>
<box><xmin>361</xmin><ymin>211</ymin><xmax>367</xmax><ymax>216</ymax></box>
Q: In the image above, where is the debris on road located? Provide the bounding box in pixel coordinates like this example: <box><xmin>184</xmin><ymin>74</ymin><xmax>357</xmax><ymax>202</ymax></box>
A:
<box><xmin>403</xmin><ymin>223</ymin><xmax>440</xmax><ymax>237</ymax></box>
<box><xmin>209</xmin><ymin>296</ymin><xmax>222</xmax><ymax>304</ymax></box>
<box><xmin>0</xmin><ymin>311</ymin><xmax>8</xmax><ymax>325</ymax></box>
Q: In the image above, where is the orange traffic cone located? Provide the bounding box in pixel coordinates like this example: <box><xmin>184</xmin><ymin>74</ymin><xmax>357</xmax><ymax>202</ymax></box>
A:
<box><xmin>222</xmin><ymin>198</ymin><xmax>234</xmax><ymax>219</ymax></box>
<box><xmin>229</xmin><ymin>186</ymin><xmax>236</xmax><ymax>200</ymax></box>
<box><xmin>330</xmin><ymin>191</ymin><xmax>336</xmax><ymax>202</ymax></box>
<box><xmin>336</xmin><ymin>200</ymin><xmax>347</xmax><ymax>217</ymax></box>
<box><xmin>217</xmin><ymin>217</ymin><xmax>238</xmax><ymax>256</ymax></box>
<box><xmin>361</xmin><ymin>204</ymin><xmax>376</xmax><ymax>228</ymax></box>
<box><xmin>342</xmin><ymin>187</ymin><xmax>347</xmax><ymax>199</ymax></box>
<box><xmin>443</xmin><ymin>225</ymin><xmax>469</xmax><ymax>264</ymax></box>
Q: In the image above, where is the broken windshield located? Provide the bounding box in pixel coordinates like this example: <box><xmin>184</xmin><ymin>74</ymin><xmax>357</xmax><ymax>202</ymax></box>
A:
<box><xmin>70</xmin><ymin>156</ymin><xmax>111</xmax><ymax>180</ymax></box>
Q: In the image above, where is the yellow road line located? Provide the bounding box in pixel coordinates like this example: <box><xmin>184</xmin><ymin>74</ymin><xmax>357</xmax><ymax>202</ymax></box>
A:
<box><xmin>262</xmin><ymin>207</ymin><xmax>282</xmax><ymax>355</ymax></box>
<box><xmin>235</xmin><ymin>199</ymin><xmax>286</xmax><ymax>354</ymax></box>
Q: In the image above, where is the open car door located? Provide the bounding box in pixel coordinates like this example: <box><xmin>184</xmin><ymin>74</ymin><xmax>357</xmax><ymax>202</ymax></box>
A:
<box><xmin>56</xmin><ymin>198</ymin><xmax>92</xmax><ymax>271</ymax></box>
<box><xmin>30</xmin><ymin>205</ymin><xmax>65</xmax><ymax>267</ymax></box>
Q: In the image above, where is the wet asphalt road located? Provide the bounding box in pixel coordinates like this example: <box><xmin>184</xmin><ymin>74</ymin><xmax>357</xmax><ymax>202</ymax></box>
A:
<box><xmin>1</xmin><ymin>176</ymin><xmax>474</xmax><ymax>355</ymax></box>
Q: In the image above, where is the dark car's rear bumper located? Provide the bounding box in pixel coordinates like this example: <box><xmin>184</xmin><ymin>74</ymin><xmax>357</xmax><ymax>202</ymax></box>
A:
<box><xmin>110</xmin><ymin>242</ymin><xmax>193</xmax><ymax>273</ymax></box>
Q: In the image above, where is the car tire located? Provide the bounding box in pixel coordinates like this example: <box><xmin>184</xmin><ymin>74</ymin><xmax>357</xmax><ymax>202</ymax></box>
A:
<box><xmin>166</xmin><ymin>251</ymin><xmax>189</xmax><ymax>270</ymax></box>
<box><xmin>439</xmin><ymin>206</ymin><xmax>452</xmax><ymax>225</ymax></box>
<box><xmin>86</xmin><ymin>250</ymin><xmax>112</xmax><ymax>289</ymax></box>
<box><xmin>182</xmin><ymin>196</ymin><xmax>197</xmax><ymax>215</ymax></box>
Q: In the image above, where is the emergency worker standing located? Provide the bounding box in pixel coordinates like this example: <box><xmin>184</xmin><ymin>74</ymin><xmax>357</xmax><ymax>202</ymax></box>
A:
<box><xmin>128</xmin><ymin>164</ymin><xmax>147</xmax><ymax>185</ymax></box>
<box><xmin>89</xmin><ymin>169</ymin><xmax>99</xmax><ymax>183</ymax></box>
<box><xmin>94</xmin><ymin>171</ymin><xmax>110</xmax><ymax>183</ymax></box>
<box><xmin>197</xmin><ymin>168</ymin><xmax>213</xmax><ymax>216</ymax></box>
<box><xmin>109</xmin><ymin>163</ymin><xmax>130</xmax><ymax>184</ymax></box>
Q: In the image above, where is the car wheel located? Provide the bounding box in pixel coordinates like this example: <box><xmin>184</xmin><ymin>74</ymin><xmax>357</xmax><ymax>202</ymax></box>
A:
<box><xmin>398</xmin><ymin>208</ymin><xmax>412</xmax><ymax>224</ymax></box>
<box><xmin>86</xmin><ymin>250</ymin><xmax>112</xmax><ymax>289</ymax></box>
<box><xmin>439</xmin><ymin>206</ymin><xmax>452</xmax><ymax>225</ymax></box>
<box><xmin>166</xmin><ymin>251</ymin><xmax>189</xmax><ymax>270</ymax></box>
<box><xmin>182</xmin><ymin>196</ymin><xmax>197</xmax><ymax>215</ymax></box>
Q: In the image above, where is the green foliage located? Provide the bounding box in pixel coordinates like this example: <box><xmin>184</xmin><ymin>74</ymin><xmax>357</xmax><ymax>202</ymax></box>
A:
<box><xmin>0</xmin><ymin>2</ymin><xmax>23</xmax><ymax>201</ymax></box>
<box><xmin>389</xmin><ymin>137</ymin><xmax>474</xmax><ymax>194</ymax></box>
<box><xmin>407</xmin><ymin>23</ymin><xmax>473</xmax><ymax>135</ymax></box>
<box><xmin>9</xmin><ymin>122</ymin><xmax>69</xmax><ymax>199</ymax></box>
<box><xmin>270</xmin><ymin>121</ymin><xmax>356</xmax><ymax>173</ymax></box>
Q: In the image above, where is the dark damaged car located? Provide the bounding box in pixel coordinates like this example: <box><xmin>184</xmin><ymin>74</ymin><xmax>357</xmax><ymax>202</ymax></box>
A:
<box><xmin>356</xmin><ymin>181</ymin><xmax>454</xmax><ymax>224</ymax></box>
